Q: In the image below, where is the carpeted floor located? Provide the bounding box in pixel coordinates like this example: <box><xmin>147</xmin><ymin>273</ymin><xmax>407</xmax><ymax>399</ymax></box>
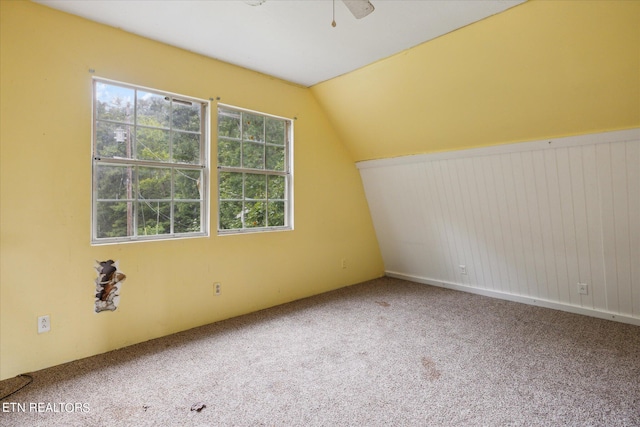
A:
<box><xmin>1</xmin><ymin>277</ymin><xmax>639</xmax><ymax>426</ymax></box>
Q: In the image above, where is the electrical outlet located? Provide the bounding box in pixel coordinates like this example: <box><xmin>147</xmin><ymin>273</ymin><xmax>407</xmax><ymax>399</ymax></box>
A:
<box><xmin>459</xmin><ymin>265</ymin><xmax>467</xmax><ymax>275</ymax></box>
<box><xmin>341</xmin><ymin>258</ymin><xmax>347</xmax><ymax>269</ymax></box>
<box><xmin>577</xmin><ymin>283</ymin><xmax>588</xmax><ymax>295</ymax></box>
<box><xmin>214</xmin><ymin>282</ymin><xmax>221</xmax><ymax>296</ymax></box>
<box><xmin>38</xmin><ymin>315</ymin><xmax>50</xmax><ymax>334</ymax></box>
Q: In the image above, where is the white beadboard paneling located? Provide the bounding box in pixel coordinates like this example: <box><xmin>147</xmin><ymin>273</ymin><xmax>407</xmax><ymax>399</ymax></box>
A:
<box><xmin>474</xmin><ymin>157</ymin><xmax>506</xmax><ymax>293</ymax></box>
<box><xmin>432</xmin><ymin>162</ymin><xmax>461</xmax><ymax>283</ymax></box>
<box><xmin>489</xmin><ymin>154</ymin><xmax>520</xmax><ymax>296</ymax></box>
<box><xmin>474</xmin><ymin>157</ymin><xmax>513</xmax><ymax>292</ymax></box>
<box><xmin>358</xmin><ymin>129</ymin><xmax>640</xmax><ymax>324</ymax></box>
<box><xmin>568</xmin><ymin>146</ymin><xmax>594</xmax><ymax>310</ymax></box>
<box><xmin>532</xmin><ymin>150</ymin><xmax>556</xmax><ymax>303</ymax></box>
<box><xmin>628</xmin><ymin>141</ymin><xmax>640</xmax><ymax>317</ymax></box>
<box><xmin>596</xmin><ymin>143</ymin><xmax>620</xmax><ymax>314</ymax></box>
<box><xmin>582</xmin><ymin>144</ymin><xmax>607</xmax><ymax>312</ymax></box>
<box><xmin>543</xmin><ymin>148</ymin><xmax>571</xmax><ymax>305</ymax></box>
<box><xmin>423</xmin><ymin>162</ymin><xmax>457</xmax><ymax>281</ymax></box>
<box><xmin>611</xmin><ymin>142</ymin><xmax>633</xmax><ymax>316</ymax></box>
<box><xmin>512</xmin><ymin>152</ymin><xmax>541</xmax><ymax>298</ymax></box>
<box><xmin>556</xmin><ymin>147</ymin><xmax>582</xmax><ymax>307</ymax></box>
<box><xmin>466</xmin><ymin>158</ymin><xmax>496</xmax><ymax>291</ymax></box>
<box><xmin>501</xmin><ymin>153</ymin><xmax>530</xmax><ymax>296</ymax></box>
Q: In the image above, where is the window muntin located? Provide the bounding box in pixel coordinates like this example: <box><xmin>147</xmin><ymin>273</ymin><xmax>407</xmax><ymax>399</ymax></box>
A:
<box><xmin>92</xmin><ymin>79</ymin><xmax>208</xmax><ymax>244</ymax></box>
<box><xmin>217</xmin><ymin>105</ymin><xmax>292</xmax><ymax>233</ymax></box>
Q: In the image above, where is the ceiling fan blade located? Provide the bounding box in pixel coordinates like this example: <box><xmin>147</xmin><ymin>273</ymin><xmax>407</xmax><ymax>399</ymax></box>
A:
<box><xmin>342</xmin><ymin>0</ymin><xmax>375</xmax><ymax>19</ymax></box>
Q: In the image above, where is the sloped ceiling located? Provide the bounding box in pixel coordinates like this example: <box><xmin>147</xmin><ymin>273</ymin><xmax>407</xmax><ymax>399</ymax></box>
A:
<box><xmin>34</xmin><ymin>0</ymin><xmax>524</xmax><ymax>87</ymax></box>
<box><xmin>311</xmin><ymin>1</ymin><xmax>640</xmax><ymax>161</ymax></box>
<box><xmin>33</xmin><ymin>1</ymin><xmax>637</xmax><ymax>163</ymax></box>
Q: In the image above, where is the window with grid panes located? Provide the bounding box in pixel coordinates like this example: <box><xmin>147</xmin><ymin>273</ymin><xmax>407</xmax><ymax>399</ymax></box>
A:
<box><xmin>92</xmin><ymin>79</ymin><xmax>209</xmax><ymax>244</ymax></box>
<box><xmin>217</xmin><ymin>105</ymin><xmax>293</xmax><ymax>233</ymax></box>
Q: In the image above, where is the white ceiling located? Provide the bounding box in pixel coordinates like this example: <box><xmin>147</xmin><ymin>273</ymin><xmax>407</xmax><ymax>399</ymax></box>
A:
<box><xmin>35</xmin><ymin>0</ymin><xmax>525</xmax><ymax>87</ymax></box>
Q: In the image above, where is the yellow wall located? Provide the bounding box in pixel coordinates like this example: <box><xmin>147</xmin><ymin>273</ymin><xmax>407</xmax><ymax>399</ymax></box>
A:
<box><xmin>0</xmin><ymin>1</ymin><xmax>384</xmax><ymax>380</ymax></box>
<box><xmin>311</xmin><ymin>0</ymin><xmax>640</xmax><ymax>161</ymax></box>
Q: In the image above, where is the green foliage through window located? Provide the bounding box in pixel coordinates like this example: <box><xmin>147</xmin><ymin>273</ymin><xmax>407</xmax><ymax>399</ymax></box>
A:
<box><xmin>92</xmin><ymin>79</ymin><xmax>208</xmax><ymax>243</ymax></box>
<box><xmin>217</xmin><ymin>106</ymin><xmax>292</xmax><ymax>232</ymax></box>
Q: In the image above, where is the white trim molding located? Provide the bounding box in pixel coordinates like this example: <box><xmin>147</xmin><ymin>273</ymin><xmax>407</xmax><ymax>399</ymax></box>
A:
<box><xmin>357</xmin><ymin>128</ymin><xmax>640</xmax><ymax>169</ymax></box>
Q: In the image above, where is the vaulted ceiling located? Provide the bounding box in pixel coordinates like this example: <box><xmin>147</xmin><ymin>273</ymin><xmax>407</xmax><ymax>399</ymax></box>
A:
<box><xmin>35</xmin><ymin>0</ymin><xmax>524</xmax><ymax>87</ymax></box>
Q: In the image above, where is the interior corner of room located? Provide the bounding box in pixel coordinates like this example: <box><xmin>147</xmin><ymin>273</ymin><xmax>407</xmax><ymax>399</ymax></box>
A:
<box><xmin>1</xmin><ymin>0</ymin><xmax>638</xmax><ymax>388</ymax></box>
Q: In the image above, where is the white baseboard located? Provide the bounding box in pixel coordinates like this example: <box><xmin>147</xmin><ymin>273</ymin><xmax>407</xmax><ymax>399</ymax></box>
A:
<box><xmin>386</xmin><ymin>271</ymin><xmax>640</xmax><ymax>327</ymax></box>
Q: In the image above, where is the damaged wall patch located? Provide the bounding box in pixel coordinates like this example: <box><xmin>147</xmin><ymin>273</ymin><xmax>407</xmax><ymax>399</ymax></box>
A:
<box><xmin>94</xmin><ymin>260</ymin><xmax>126</xmax><ymax>312</ymax></box>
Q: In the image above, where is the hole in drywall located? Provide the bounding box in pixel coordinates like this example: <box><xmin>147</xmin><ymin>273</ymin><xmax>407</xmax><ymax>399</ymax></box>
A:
<box><xmin>94</xmin><ymin>260</ymin><xmax>126</xmax><ymax>313</ymax></box>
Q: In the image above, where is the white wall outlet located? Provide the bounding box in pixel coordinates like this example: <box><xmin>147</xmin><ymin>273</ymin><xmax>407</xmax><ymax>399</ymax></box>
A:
<box><xmin>459</xmin><ymin>265</ymin><xmax>467</xmax><ymax>275</ymax></box>
<box><xmin>577</xmin><ymin>283</ymin><xmax>588</xmax><ymax>295</ymax></box>
<box><xmin>38</xmin><ymin>315</ymin><xmax>50</xmax><ymax>333</ymax></box>
<box><xmin>214</xmin><ymin>282</ymin><xmax>221</xmax><ymax>296</ymax></box>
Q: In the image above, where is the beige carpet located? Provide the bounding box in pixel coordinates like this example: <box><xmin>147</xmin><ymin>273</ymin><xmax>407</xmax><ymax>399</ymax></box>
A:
<box><xmin>1</xmin><ymin>277</ymin><xmax>639</xmax><ymax>426</ymax></box>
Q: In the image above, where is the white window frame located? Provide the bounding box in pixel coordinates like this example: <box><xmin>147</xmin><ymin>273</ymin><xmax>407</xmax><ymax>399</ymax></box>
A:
<box><xmin>91</xmin><ymin>78</ymin><xmax>210</xmax><ymax>244</ymax></box>
<box><xmin>217</xmin><ymin>104</ymin><xmax>294</xmax><ymax>235</ymax></box>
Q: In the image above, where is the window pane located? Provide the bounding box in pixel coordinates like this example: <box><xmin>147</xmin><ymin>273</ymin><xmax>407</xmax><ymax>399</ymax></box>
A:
<box><xmin>243</xmin><ymin>141</ymin><xmax>264</xmax><ymax>169</ymax></box>
<box><xmin>218</xmin><ymin>139</ymin><xmax>241</xmax><ymax>167</ymax></box>
<box><xmin>93</xmin><ymin>80</ymin><xmax>208</xmax><ymax>243</ymax></box>
<box><xmin>138</xmin><ymin>167</ymin><xmax>171</xmax><ymax>200</ymax></box>
<box><xmin>245</xmin><ymin>174</ymin><xmax>266</xmax><ymax>200</ymax></box>
<box><xmin>136</xmin><ymin>127</ymin><xmax>170</xmax><ymax>162</ymax></box>
<box><xmin>95</xmin><ymin>82</ymin><xmax>134</xmax><ymax>123</ymax></box>
<box><xmin>96</xmin><ymin>164</ymin><xmax>134</xmax><ymax>200</ymax></box>
<box><xmin>219</xmin><ymin>201</ymin><xmax>243</xmax><ymax>229</ymax></box>
<box><xmin>267</xmin><ymin>175</ymin><xmax>285</xmax><ymax>200</ymax></box>
<box><xmin>266</xmin><ymin>145</ymin><xmax>285</xmax><ymax>171</ymax></box>
<box><xmin>174</xmin><ymin>202</ymin><xmax>201</xmax><ymax>233</ymax></box>
<box><xmin>265</xmin><ymin>118</ymin><xmax>285</xmax><ymax>145</ymax></box>
<box><xmin>268</xmin><ymin>201</ymin><xmax>285</xmax><ymax>227</ymax></box>
<box><xmin>137</xmin><ymin>201</ymin><xmax>171</xmax><ymax>236</ymax></box>
<box><xmin>96</xmin><ymin>201</ymin><xmax>132</xmax><ymax>238</ymax></box>
<box><xmin>243</xmin><ymin>113</ymin><xmax>264</xmax><ymax>142</ymax></box>
<box><xmin>96</xmin><ymin>122</ymin><xmax>130</xmax><ymax>158</ymax></box>
<box><xmin>245</xmin><ymin>201</ymin><xmax>266</xmax><ymax>228</ymax></box>
<box><xmin>172</xmin><ymin>101</ymin><xmax>200</xmax><ymax>132</ymax></box>
<box><xmin>137</xmin><ymin>91</ymin><xmax>170</xmax><ymax>128</ymax></box>
<box><xmin>173</xmin><ymin>131</ymin><xmax>200</xmax><ymax>164</ymax></box>
<box><xmin>218</xmin><ymin>109</ymin><xmax>241</xmax><ymax>139</ymax></box>
<box><xmin>219</xmin><ymin>172</ymin><xmax>243</xmax><ymax>199</ymax></box>
<box><xmin>175</xmin><ymin>169</ymin><xmax>202</xmax><ymax>200</ymax></box>
<box><xmin>216</xmin><ymin>105</ymin><xmax>291</xmax><ymax>234</ymax></box>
